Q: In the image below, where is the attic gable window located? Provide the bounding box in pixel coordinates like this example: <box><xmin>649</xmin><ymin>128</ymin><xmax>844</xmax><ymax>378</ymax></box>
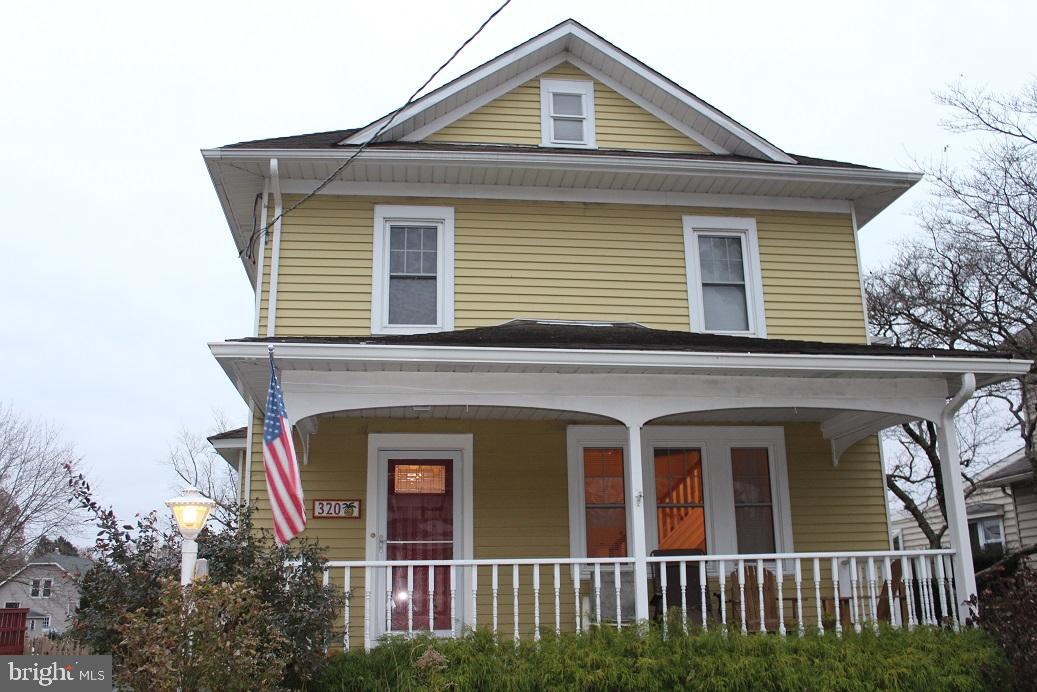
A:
<box><xmin>540</xmin><ymin>78</ymin><xmax>596</xmax><ymax>148</ymax></box>
<box><xmin>371</xmin><ymin>205</ymin><xmax>455</xmax><ymax>335</ymax></box>
<box><xmin>682</xmin><ymin>216</ymin><xmax>767</xmax><ymax>337</ymax></box>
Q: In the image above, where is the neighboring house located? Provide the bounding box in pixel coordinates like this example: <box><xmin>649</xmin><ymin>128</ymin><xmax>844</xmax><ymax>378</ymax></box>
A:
<box><xmin>982</xmin><ymin>452</ymin><xmax>1037</xmax><ymax>562</ymax></box>
<box><xmin>0</xmin><ymin>553</ymin><xmax>92</xmax><ymax>635</ymax></box>
<box><xmin>890</xmin><ymin>450</ymin><xmax>1026</xmax><ymax>562</ymax></box>
<box><xmin>208</xmin><ymin>426</ymin><xmax>247</xmax><ymax>503</ymax></box>
<box><xmin>201</xmin><ymin>20</ymin><xmax>1029</xmax><ymax>647</ymax></box>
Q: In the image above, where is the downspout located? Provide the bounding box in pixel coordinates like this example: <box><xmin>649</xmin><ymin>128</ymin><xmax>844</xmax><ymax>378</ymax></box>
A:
<box><xmin>253</xmin><ymin>177</ymin><xmax>269</xmax><ymax>336</ymax></box>
<box><xmin>942</xmin><ymin>373</ymin><xmax>976</xmax><ymax>423</ymax></box>
<box><xmin>266</xmin><ymin>158</ymin><xmax>283</xmax><ymax>337</ymax></box>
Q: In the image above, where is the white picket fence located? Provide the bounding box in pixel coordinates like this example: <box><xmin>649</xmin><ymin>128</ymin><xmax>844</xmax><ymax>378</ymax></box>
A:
<box><xmin>321</xmin><ymin>549</ymin><xmax>958</xmax><ymax>649</ymax></box>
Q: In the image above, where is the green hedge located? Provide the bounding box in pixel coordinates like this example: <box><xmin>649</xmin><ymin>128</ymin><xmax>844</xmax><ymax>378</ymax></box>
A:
<box><xmin>315</xmin><ymin>625</ymin><xmax>1011</xmax><ymax>691</ymax></box>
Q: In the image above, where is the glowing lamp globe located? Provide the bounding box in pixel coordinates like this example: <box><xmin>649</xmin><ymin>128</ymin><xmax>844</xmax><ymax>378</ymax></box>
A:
<box><xmin>165</xmin><ymin>487</ymin><xmax>216</xmax><ymax>540</ymax></box>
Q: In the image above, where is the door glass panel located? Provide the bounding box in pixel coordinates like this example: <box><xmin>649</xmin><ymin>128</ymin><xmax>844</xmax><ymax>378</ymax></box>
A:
<box><xmin>387</xmin><ymin>459</ymin><xmax>453</xmax><ymax>630</ymax></box>
<box><xmin>583</xmin><ymin>448</ymin><xmax>626</xmax><ymax>557</ymax></box>
<box><xmin>731</xmin><ymin>448</ymin><xmax>776</xmax><ymax>553</ymax></box>
<box><xmin>654</xmin><ymin>448</ymin><xmax>706</xmax><ymax>552</ymax></box>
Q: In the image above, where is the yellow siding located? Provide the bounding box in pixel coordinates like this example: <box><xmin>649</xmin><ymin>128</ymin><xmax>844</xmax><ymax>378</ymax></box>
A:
<box><xmin>260</xmin><ymin>195</ymin><xmax>868</xmax><ymax>343</ymax></box>
<box><xmin>245</xmin><ymin>418</ymin><xmax>887</xmax><ymax>646</ymax></box>
<box><xmin>426</xmin><ymin>63</ymin><xmax>710</xmax><ymax>153</ymax></box>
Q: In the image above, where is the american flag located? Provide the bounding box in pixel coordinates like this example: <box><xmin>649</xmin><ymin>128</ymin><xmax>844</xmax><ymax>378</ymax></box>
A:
<box><xmin>263</xmin><ymin>350</ymin><xmax>306</xmax><ymax>544</ymax></box>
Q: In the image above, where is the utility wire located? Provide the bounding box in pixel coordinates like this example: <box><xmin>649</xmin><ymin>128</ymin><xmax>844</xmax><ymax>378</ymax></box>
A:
<box><xmin>240</xmin><ymin>0</ymin><xmax>513</xmax><ymax>259</ymax></box>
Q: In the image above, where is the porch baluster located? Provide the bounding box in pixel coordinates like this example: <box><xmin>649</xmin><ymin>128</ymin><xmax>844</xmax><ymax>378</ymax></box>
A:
<box><xmin>572</xmin><ymin>564</ymin><xmax>582</xmax><ymax>633</ymax></box>
<box><xmin>830</xmin><ymin>557</ymin><xmax>842</xmax><ymax>636</ymax></box>
<box><xmin>866</xmin><ymin>558</ymin><xmax>879</xmax><ymax>632</ymax></box>
<box><xmin>698</xmin><ymin>561</ymin><xmax>707</xmax><ymax>631</ymax></box>
<box><xmin>849</xmin><ymin>557</ymin><xmax>861</xmax><ymax>633</ymax></box>
<box><xmin>385</xmin><ymin>569</ymin><xmax>392</xmax><ymax>635</ymax></box>
<box><xmin>660</xmin><ymin>560</ymin><xmax>668</xmax><ymax>638</ymax></box>
<box><xmin>756</xmin><ymin>558</ymin><xmax>766</xmax><ymax>634</ymax></box>
<box><xmin>593</xmin><ymin>563</ymin><xmax>602</xmax><ymax>628</ymax></box>
<box><xmin>717</xmin><ymin>560</ymin><xmax>728</xmax><ymax>631</ymax></box>
<box><xmin>794</xmin><ymin>558</ymin><xmax>805</xmax><ymax>636</ymax></box>
<box><xmin>513</xmin><ymin>564</ymin><xmax>520</xmax><ymax>644</ymax></box>
<box><xmin>903</xmin><ymin>557</ymin><xmax>917</xmax><ymax>629</ymax></box>
<box><xmin>471</xmin><ymin>565</ymin><xmax>478</xmax><ymax>631</ymax></box>
<box><xmin>941</xmin><ymin>555</ymin><xmax>959</xmax><ymax>630</ymax></box>
<box><xmin>813</xmin><ymin>558</ymin><xmax>824</xmax><ymax>636</ymax></box>
<box><xmin>775</xmin><ymin>558</ymin><xmax>786</xmax><ymax>637</ymax></box>
<box><xmin>882</xmin><ymin>557</ymin><xmax>898</xmax><ymax>629</ymax></box>
<box><xmin>614</xmin><ymin>562</ymin><xmax>622</xmax><ymax>628</ymax></box>
<box><xmin>491</xmin><ymin>563</ymin><xmax>499</xmax><ymax>634</ymax></box>
<box><xmin>428</xmin><ymin>566</ymin><xmax>435</xmax><ymax>633</ymax></box>
<box><xmin>449</xmin><ymin>566</ymin><xmax>456</xmax><ymax>638</ymax></box>
<box><xmin>533</xmin><ymin>564</ymin><xmax>541</xmax><ymax>642</ymax></box>
<box><xmin>323</xmin><ymin>570</ymin><xmax>330</xmax><ymax>654</ymax></box>
<box><xmin>407</xmin><ymin>565</ymin><xmax>414</xmax><ymax>637</ymax></box>
<box><xmin>737</xmin><ymin>559</ymin><xmax>747</xmax><ymax>634</ymax></box>
<box><xmin>553</xmin><ymin>563</ymin><xmax>561</xmax><ymax>636</ymax></box>
<box><xmin>918</xmin><ymin>557</ymin><xmax>933</xmax><ymax>625</ymax></box>
<box><xmin>935</xmin><ymin>555</ymin><xmax>951</xmax><ymax>628</ymax></box>
<box><xmin>343</xmin><ymin>565</ymin><xmax>351</xmax><ymax>650</ymax></box>
<box><xmin>364</xmin><ymin>567</ymin><xmax>371</xmax><ymax>650</ymax></box>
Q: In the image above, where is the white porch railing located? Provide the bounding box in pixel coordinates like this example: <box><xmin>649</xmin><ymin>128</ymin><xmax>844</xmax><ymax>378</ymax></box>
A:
<box><xmin>321</xmin><ymin>549</ymin><xmax>958</xmax><ymax>649</ymax></box>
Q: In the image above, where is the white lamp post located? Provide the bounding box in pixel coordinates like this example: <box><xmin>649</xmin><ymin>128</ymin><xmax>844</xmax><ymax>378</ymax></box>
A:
<box><xmin>165</xmin><ymin>487</ymin><xmax>216</xmax><ymax>586</ymax></box>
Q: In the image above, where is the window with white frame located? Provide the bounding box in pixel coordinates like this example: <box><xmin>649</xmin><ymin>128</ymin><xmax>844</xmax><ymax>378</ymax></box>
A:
<box><xmin>969</xmin><ymin>516</ymin><xmax>1005</xmax><ymax>553</ymax></box>
<box><xmin>567</xmin><ymin>426</ymin><xmax>793</xmax><ymax>559</ymax></box>
<box><xmin>371</xmin><ymin>205</ymin><xmax>454</xmax><ymax>334</ymax></box>
<box><xmin>41</xmin><ymin>616</ymin><xmax>51</xmax><ymax>631</ymax></box>
<box><xmin>540</xmin><ymin>78</ymin><xmax>596</xmax><ymax>148</ymax></box>
<box><xmin>682</xmin><ymin>216</ymin><xmax>766</xmax><ymax>337</ymax></box>
<box><xmin>30</xmin><ymin>578</ymin><xmax>52</xmax><ymax>598</ymax></box>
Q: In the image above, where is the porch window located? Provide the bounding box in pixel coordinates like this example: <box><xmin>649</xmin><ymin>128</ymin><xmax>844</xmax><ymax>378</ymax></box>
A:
<box><xmin>540</xmin><ymin>78</ymin><xmax>596</xmax><ymax>148</ymax></box>
<box><xmin>731</xmin><ymin>448</ymin><xmax>776</xmax><ymax>554</ymax></box>
<box><xmin>682</xmin><ymin>216</ymin><xmax>766</xmax><ymax>337</ymax></box>
<box><xmin>583</xmin><ymin>448</ymin><xmax>627</xmax><ymax>557</ymax></box>
<box><xmin>372</xmin><ymin>205</ymin><xmax>455</xmax><ymax>335</ymax></box>
<box><xmin>654</xmin><ymin>448</ymin><xmax>706</xmax><ymax>552</ymax></box>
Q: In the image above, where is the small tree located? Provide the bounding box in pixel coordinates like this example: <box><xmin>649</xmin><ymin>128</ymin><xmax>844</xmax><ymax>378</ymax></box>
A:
<box><xmin>0</xmin><ymin>404</ymin><xmax>82</xmax><ymax>575</ymax></box>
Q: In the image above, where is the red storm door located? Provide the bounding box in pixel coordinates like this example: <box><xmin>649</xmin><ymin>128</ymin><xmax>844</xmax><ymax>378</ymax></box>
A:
<box><xmin>387</xmin><ymin>459</ymin><xmax>454</xmax><ymax>631</ymax></box>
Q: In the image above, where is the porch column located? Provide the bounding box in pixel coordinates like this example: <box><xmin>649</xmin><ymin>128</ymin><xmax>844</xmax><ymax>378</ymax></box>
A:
<box><xmin>935</xmin><ymin>374</ymin><xmax>978</xmax><ymax>622</ymax></box>
<box><xmin>624</xmin><ymin>421</ymin><xmax>650</xmax><ymax>623</ymax></box>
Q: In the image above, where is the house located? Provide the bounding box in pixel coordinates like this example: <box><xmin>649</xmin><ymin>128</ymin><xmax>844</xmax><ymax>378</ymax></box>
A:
<box><xmin>889</xmin><ymin>450</ymin><xmax>1027</xmax><ymax>565</ymax></box>
<box><xmin>980</xmin><ymin>452</ymin><xmax>1037</xmax><ymax>563</ymax></box>
<box><xmin>0</xmin><ymin>553</ymin><xmax>92</xmax><ymax>635</ymax></box>
<box><xmin>201</xmin><ymin>20</ymin><xmax>1029</xmax><ymax>648</ymax></box>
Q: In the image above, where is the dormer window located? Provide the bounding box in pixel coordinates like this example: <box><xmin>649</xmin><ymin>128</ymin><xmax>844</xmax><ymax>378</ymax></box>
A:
<box><xmin>540</xmin><ymin>79</ymin><xmax>596</xmax><ymax>148</ymax></box>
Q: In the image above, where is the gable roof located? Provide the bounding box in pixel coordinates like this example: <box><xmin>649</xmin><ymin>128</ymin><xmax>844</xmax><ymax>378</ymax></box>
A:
<box><xmin>982</xmin><ymin>449</ymin><xmax>1033</xmax><ymax>487</ymax></box>
<box><xmin>340</xmin><ymin>20</ymin><xmax>794</xmax><ymax>163</ymax></box>
<box><xmin>0</xmin><ymin>553</ymin><xmax>92</xmax><ymax>588</ymax></box>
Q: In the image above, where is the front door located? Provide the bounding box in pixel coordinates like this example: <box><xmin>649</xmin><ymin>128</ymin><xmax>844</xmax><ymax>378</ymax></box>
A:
<box><xmin>382</xmin><ymin>455</ymin><xmax>457</xmax><ymax>632</ymax></box>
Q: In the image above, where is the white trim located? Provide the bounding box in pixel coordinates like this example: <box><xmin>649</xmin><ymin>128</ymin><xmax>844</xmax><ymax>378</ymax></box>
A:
<box><xmin>539</xmin><ymin>78</ymin><xmax>596</xmax><ymax>148</ymax></box>
<box><xmin>265</xmin><ymin>159</ymin><xmax>282</xmax><ymax>337</ymax></box>
<box><xmin>567</xmin><ymin>425</ymin><xmax>794</xmax><ymax>559</ymax></box>
<box><xmin>243</xmin><ymin>404</ymin><xmax>254</xmax><ymax>505</ymax></box>
<box><xmin>682</xmin><ymin>215</ymin><xmax>767</xmax><ymax>338</ymax></box>
<box><xmin>364</xmin><ymin>433</ymin><xmax>474</xmax><ymax>646</ymax></box>
<box><xmin>236</xmin><ymin>449</ymin><xmax>245</xmax><ymax>504</ymax></box>
<box><xmin>253</xmin><ymin>178</ymin><xmax>269</xmax><ymax>336</ymax></box>
<box><xmin>278</xmin><ymin>179</ymin><xmax>853</xmax><ymax>215</ymax></box>
<box><xmin>403</xmin><ymin>54</ymin><xmax>569</xmax><ymax>142</ymax></box>
<box><xmin>564</xmin><ymin>55</ymin><xmax>728</xmax><ymax>155</ymax></box>
<box><xmin>371</xmin><ymin>205</ymin><xmax>455</xmax><ymax>335</ymax></box>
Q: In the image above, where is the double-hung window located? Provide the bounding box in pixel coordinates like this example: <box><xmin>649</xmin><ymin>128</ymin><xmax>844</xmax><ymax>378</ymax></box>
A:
<box><xmin>969</xmin><ymin>516</ymin><xmax>1005</xmax><ymax>554</ymax></box>
<box><xmin>30</xmin><ymin>579</ymin><xmax>52</xmax><ymax>598</ymax></box>
<box><xmin>540</xmin><ymin>79</ymin><xmax>596</xmax><ymax>148</ymax></box>
<box><xmin>371</xmin><ymin>205</ymin><xmax>454</xmax><ymax>334</ymax></box>
<box><xmin>683</xmin><ymin>216</ymin><xmax>766</xmax><ymax>337</ymax></box>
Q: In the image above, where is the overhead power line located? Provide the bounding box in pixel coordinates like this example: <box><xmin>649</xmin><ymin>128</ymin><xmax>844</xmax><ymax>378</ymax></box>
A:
<box><xmin>240</xmin><ymin>0</ymin><xmax>513</xmax><ymax>259</ymax></box>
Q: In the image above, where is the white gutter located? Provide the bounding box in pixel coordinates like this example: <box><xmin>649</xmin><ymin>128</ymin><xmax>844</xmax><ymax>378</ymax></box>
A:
<box><xmin>266</xmin><ymin>159</ymin><xmax>282</xmax><ymax>338</ymax></box>
<box><xmin>208</xmin><ymin>341</ymin><xmax>1030</xmax><ymax>381</ymax></box>
<box><xmin>942</xmin><ymin>372</ymin><xmax>977</xmax><ymax>422</ymax></box>
<box><xmin>202</xmin><ymin>147</ymin><xmax>923</xmax><ymax>187</ymax></box>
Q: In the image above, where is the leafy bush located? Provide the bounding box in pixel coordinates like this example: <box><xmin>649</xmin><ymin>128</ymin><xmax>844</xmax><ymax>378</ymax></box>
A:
<box><xmin>975</xmin><ymin>563</ymin><xmax>1037</xmax><ymax>685</ymax></box>
<box><xmin>67</xmin><ymin>471</ymin><xmax>340</xmax><ymax>689</ymax></box>
<box><xmin>116</xmin><ymin>580</ymin><xmax>287</xmax><ymax>692</ymax></box>
<box><xmin>315</xmin><ymin>625</ymin><xmax>1011</xmax><ymax>691</ymax></box>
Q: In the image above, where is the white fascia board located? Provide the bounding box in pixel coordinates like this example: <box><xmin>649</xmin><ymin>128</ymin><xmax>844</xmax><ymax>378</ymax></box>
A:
<box><xmin>209</xmin><ymin>341</ymin><xmax>1030</xmax><ymax>380</ymax></box>
<box><xmin>205</xmin><ymin>147</ymin><xmax>923</xmax><ymax>189</ymax></box>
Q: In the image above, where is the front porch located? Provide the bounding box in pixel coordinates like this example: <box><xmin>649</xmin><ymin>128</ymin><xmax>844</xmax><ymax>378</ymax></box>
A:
<box><xmin>209</xmin><ymin>321</ymin><xmax>1030</xmax><ymax>649</ymax></box>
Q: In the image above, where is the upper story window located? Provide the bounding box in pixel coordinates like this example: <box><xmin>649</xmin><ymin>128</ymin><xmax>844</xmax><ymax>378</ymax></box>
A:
<box><xmin>682</xmin><ymin>216</ymin><xmax>767</xmax><ymax>337</ymax></box>
<box><xmin>371</xmin><ymin>205</ymin><xmax>455</xmax><ymax>335</ymax></box>
<box><xmin>30</xmin><ymin>578</ymin><xmax>52</xmax><ymax>598</ymax></box>
<box><xmin>540</xmin><ymin>79</ymin><xmax>596</xmax><ymax>148</ymax></box>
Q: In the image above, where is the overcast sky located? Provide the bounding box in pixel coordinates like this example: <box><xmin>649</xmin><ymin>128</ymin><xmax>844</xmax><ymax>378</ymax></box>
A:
<box><xmin>1</xmin><ymin>1</ymin><xmax>1033</xmax><ymax>541</ymax></box>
